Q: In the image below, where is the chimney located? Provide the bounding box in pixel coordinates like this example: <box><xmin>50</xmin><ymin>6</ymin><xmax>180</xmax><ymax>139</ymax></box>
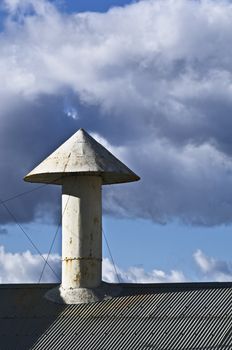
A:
<box><xmin>24</xmin><ymin>128</ymin><xmax>140</xmax><ymax>303</ymax></box>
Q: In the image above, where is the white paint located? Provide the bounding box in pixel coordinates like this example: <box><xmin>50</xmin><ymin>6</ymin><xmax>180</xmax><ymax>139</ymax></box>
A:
<box><xmin>61</xmin><ymin>175</ymin><xmax>102</xmax><ymax>289</ymax></box>
<box><xmin>24</xmin><ymin>128</ymin><xmax>140</xmax><ymax>185</ymax></box>
<box><xmin>24</xmin><ymin>128</ymin><xmax>140</xmax><ymax>303</ymax></box>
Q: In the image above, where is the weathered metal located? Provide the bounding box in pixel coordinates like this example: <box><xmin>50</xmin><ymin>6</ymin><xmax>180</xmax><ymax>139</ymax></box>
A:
<box><xmin>62</xmin><ymin>176</ymin><xmax>102</xmax><ymax>290</ymax></box>
<box><xmin>24</xmin><ymin>128</ymin><xmax>140</xmax><ymax>304</ymax></box>
<box><xmin>24</xmin><ymin>128</ymin><xmax>140</xmax><ymax>185</ymax></box>
<box><xmin>1</xmin><ymin>282</ymin><xmax>232</xmax><ymax>349</ymax></box>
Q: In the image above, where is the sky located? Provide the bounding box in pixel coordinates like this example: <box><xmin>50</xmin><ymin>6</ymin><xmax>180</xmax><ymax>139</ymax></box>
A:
<box><xmin>1</xmin><ymin>0</ymin><xmax>232</xmax><ymax>284</ymax></box>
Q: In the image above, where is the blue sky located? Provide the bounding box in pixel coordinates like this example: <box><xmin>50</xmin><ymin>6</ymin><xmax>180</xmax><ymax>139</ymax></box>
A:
<box><xmin>1</xmin><ymin>0</ymin><xmax>232</xmax><ymax>283</ymax></box>
<box><xmin>59</xmin><ymin>0</ymin><xmax>135</xmax><ymax>13</ymax></box>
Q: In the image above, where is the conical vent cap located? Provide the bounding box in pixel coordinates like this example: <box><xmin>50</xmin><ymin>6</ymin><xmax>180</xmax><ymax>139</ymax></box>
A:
<box><xmin>24</xmin><ymin>128</ymin><xmax>140</xmax><ymax>185</ymax></box>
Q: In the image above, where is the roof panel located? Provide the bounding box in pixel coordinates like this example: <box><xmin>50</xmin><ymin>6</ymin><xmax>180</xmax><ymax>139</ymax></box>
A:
<box><xmin>0</xmin><ymin>283</ymin><xmax>232</xmax><ymax>349</ymax></box>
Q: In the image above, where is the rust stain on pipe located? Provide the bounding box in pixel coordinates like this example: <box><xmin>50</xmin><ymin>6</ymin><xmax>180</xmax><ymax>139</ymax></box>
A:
<box><xmin>62</xmin><ymin>257</ymin><xmax>102</xmax><ymax>262</ymax></box>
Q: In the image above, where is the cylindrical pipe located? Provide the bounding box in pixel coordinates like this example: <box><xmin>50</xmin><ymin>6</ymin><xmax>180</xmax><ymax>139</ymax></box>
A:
<box><xmin>61</xmin><ymin>175</ymin><xmax>102</xmax><ymax>289</ymax></box>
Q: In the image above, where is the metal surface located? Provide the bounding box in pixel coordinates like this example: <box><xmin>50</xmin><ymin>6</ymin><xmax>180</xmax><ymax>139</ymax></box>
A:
<box><xmin>24</xmin><ymin>128</ymin><xmax>140</xmax><ymax>185</ymax></box>
<box><xmin>62</xmin><ymin>176</ymin><xmax>102</xmax><ymax>290</ymax></box>
<box><xmin>1</xmin><ymin>282</ymin><xmax>232</xmax><ymax>349</ymax></box>
<box><xmin>23</xmin><ymin>128</ymin><xmax>140</xmax><ymax>303</ymax></box>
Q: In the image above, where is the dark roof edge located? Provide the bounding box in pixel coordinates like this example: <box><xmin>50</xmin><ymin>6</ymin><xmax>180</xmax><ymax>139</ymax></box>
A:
<box><xmin>117</xmin><ymin>281</ymin><xmax>232</xmax><ymax>288</ymax></box>
<box><xmin>0</xmin><ymin>283</ymin><xmax>59</xmax><ymax>289</ymax></box>
<box><xmin>0</xmin><ymin>281</ymin><xmax>232</xmax><ymax>290</ymax></box>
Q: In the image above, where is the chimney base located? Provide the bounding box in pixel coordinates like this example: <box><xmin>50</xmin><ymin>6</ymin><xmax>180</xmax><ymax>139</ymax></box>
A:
<box><xmin>45</xmin><ymin>282</ymin><xmax>122</xmax><ymax>304</ymax></box>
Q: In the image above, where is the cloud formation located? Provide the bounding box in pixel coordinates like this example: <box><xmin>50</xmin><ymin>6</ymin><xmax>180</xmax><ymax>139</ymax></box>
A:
<box><xmin>1</xmin><ymin>246</ymin><xmax>231</xmax><ymax>284</ymax></box>
<box><xmin>0</xmin><ymin>245</ymin><xmax>61</xmax><ymax>283</ymax></box>
<box><xmin>194</xmin><ymin>249</ymin><xmax>232</xmax><ymax>282</ymax></box>
<box><xmin>102</xmin><ymin>257</ymin><xmax>186</xmax><ymax>283</ymax></box>
<box><xmin>1</xmin><ymin>0</ymin><xmax>232</xmax><ymax>225</ymax></box>
<box><xmin>0</xmin><ymin>245</ymin><xmax>186</xmax><ymax>283</ymax></box>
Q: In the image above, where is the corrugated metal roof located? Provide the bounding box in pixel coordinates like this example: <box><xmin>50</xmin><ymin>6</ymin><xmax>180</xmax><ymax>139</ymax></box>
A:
<box><xmin>0</xmin><ymin>282</ymin><xmax>232</xmax><ymax>349</ymax></box>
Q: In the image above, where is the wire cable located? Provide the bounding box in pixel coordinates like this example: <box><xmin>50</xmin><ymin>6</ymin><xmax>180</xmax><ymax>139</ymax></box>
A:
<box><xmin>0</xmin><ymin>174</ymin><xmax>120</xmax><ymax>284</ymax></box>
<box><xmin>38</xmin><ymin>224</ymin><xmax>61</xmax><ymax>284</ymax></box>
<box><xmin>0</xmin><ymin>175</ymin><xmax>65</xmax><ymax>205</ymax></box>
<box><xmin>0</xmin><ymin>184</ymin><xmax>47</xmax><ymax>204</ymax></box>
<box><xmin>0</xmin><ymin>198</ymin><xmax>60</xmax><ymax>280</ymax></box>
<box><xmin>103</xmin><ymin>228</ymin><xmax>121</xmax><ymax>284</ymax></box>
<box><xmin>38</xmin><ymin>195</ymin><xmax>71</xmax><ymax>283</ymax></box>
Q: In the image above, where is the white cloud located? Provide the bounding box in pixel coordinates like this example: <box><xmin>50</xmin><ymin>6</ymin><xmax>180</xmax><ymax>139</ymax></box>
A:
<box><xmin>102</xmin><ymin>257</ymin><xmax>186</xmax><ymax>283</ymax></box>
<box><xmin>0</xmin><ymin>245</ymin><xmax>186</xmax><ymax>284</ymax></box>
<box><xmin>0</xmin><ymin>0</ymin><xmax>231</xmax><ymax>108</ymax></box>
<box><xmin>104</xmin><ymin>139</ymin><xmax>232</xmax><ymax>225</ymax></box>
<box><xmin>2</xmin><ymin>0</ymin><xmax>54</xmax><ymax>16</ymax></box>
<box><xmin>1</xmin><ymin>0</ymin><xmax>232</xmax><ymax>225</ymax></box>
<box><xmin>1</xmin><ymin>246</ymin><xmax>232</xmax><ymax>284</ymax></box>
<box><xmin>0</xmin><ymin>245</ymin><xmax>61</xmax><ymax>283</ymax></box>
<box><xmin>194</xmin><ymin>249</ymin><xmax>232</xmax><ymax>282</ymax></box>
<box><xmin>64</xmin><ymin>105</ymin><xmax>79</xmax><ymax>120</ymax></box>
<box><xmin>1</xmin><ymin>0</ymin><xmax>232</xmax><ymax>110</ymax></box>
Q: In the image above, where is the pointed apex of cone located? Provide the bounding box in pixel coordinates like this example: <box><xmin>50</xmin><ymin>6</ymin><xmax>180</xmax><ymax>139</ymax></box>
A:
<box><xmin>24</xmin><ymin>128</ymin><xmax>140</xmax><ymax>185</ymax></box>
